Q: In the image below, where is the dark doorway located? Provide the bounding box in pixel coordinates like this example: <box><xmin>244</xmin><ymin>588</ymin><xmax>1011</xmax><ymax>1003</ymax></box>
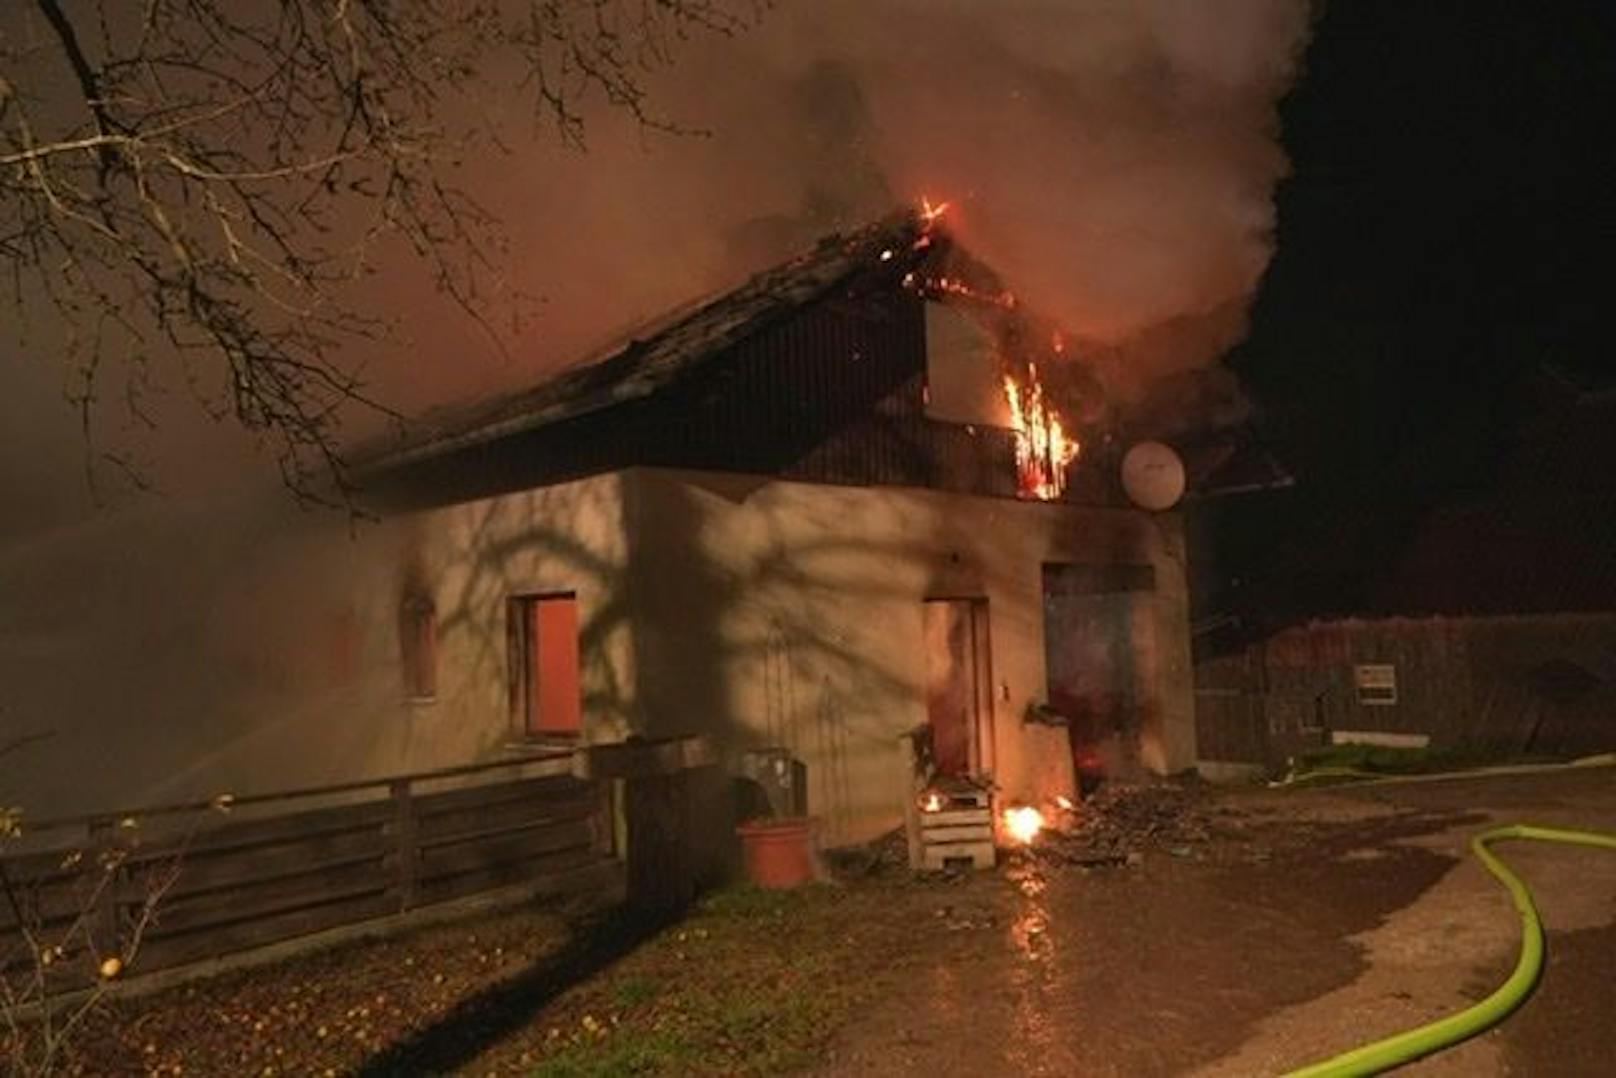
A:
<box><xmin>923</xmin><ymin>598</ymin><xmax>993</xmax><ymax>777</ymax></box>
<box><xmin>1042</xmin><ymin>564</ymin><xmax>1154</xmax><ymax>784</ymax></box>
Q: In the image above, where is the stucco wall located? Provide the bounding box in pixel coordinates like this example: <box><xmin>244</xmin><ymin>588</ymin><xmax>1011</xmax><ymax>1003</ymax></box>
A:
<box><xmin>0</xmin><ymin>474</ymin><xmax>629</xmax><ymax>820</ymax></box>
<box><xmin>2</xmin><ymin>466</ymin><xmax>1195</xmax><ymax>835</ymax></box>
<box><xmin>620</xmin><ymin>468</ymin><xmax>1195</xmax><ymax>845</ymax></box>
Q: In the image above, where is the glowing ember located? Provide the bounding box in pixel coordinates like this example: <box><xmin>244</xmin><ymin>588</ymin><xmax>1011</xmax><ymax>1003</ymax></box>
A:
<box><xmin>1054</xmin><ymin>795</ymin><xmax>1075</xmax><ymax>811</ymax></box>
<box><xmin>920</xmin><ymin>791</ymin><xmax>945</xmax><ymax>813</ymax></box>
<box><xmin>1003</xmin><ymin>363</ymin><xmax>1080</xmax><ymax>500</ymax></box>
<box><xmin>1003</xmin><ymin>805</ymin><xmax>1045</xmax><ymax>844</ymax></box>
<box><xmin>919</xmin><ymin>196</ymin><xmax>951</xmax><ymax>225</ymax></box>
<box><xmin>903</xmin><ymin>272</ymin><xmax>1017</xmax><ymax>310</ymax></box>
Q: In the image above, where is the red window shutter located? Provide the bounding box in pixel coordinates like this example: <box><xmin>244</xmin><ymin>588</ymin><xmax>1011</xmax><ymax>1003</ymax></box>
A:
<box><xmin>533</xmin><ymin>597</ymin><xmax>581</xmax><ymax>735</ymax></box>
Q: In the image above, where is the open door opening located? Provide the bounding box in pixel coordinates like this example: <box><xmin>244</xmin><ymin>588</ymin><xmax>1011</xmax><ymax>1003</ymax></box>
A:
<box><xmin>1042</xmin><ymin>563</ymin><xmax>1154</xmax><ymax>791</ymax></box>
<box><xmin>923</xmin><ymin>597</ymin><xmax>993</xmax><ymax>779</ymax></box>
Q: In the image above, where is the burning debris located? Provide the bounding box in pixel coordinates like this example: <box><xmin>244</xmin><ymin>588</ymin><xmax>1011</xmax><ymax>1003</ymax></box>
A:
<box><xmin>919</xmin><ymin>196</ymin><xmax>951</xmax><ymax>226</ymax></box>
<box><xmin>1037</xmin><ymin>783</ymin><xmax>1219</xmax><ymax>867</ymax></box>
<box><xmin>911</xmin><ymin>777</ymin><xmax>997</xmax><ymax>872</ymax></box>
<box><xmin>1002</xmin><ymin>805</ymin><xmax>1046</xmax><ymax>845</ymax></box>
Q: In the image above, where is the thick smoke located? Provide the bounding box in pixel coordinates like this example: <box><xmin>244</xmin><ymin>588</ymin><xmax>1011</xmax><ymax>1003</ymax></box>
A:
<box><xmin>759</xmin><ymin>1</ymin><xmax>1311</xmax><ymax>428</ymax></box>
<box><xmin>1</xmin><ymin>1</ymin><xmax>1311</xmax><ymax>535</ymax></box>
<box><xmin>389</xmin><ymin>0</ymin><xmax>1312</xmax><ymax>431</ymax></box>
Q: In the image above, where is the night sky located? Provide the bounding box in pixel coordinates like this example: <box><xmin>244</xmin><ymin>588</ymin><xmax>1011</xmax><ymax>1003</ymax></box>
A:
<box><xmin>1194</xmin><ymin>0</ymin><xmax>1616</xmax><ymax>633</ymax></box>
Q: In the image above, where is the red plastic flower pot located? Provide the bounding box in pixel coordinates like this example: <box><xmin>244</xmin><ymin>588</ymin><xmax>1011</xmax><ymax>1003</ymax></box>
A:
<box><xmin>735</xmin><ymin>817</ymin><xmax>817</xmax><ymax>889</ymax></box>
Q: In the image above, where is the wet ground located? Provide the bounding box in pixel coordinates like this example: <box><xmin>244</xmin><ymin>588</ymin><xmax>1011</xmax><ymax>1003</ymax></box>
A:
<box><xmin>56</xmin><ymin>766</ymin><xmax>1616</xmax><ymax>1075</ymax></box>
<box><xmin>818</xmin><ymin>767</ymin><xmax>1616</xmax><ymax>1077</ymax></box>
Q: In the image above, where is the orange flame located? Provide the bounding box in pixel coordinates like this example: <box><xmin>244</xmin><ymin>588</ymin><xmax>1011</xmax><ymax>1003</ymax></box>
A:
<box><xmin>919</xmin><ymin>791</ymin><xmax>945</xmax><ymax>813</ymax></box>
<box><xmin>1003</xmin><ymin>806</ymin><xmax>1045</xmax><ymax>844</ymax></box>
<box><xmin>1003</xmin><ymin>363</ymin><xmax>1080</xmax><ymax>500</ymax></box>
<box><xmin>920</xmin><ymin>196</ymin><xmax>951</xmax><ymax>226</ymax></box>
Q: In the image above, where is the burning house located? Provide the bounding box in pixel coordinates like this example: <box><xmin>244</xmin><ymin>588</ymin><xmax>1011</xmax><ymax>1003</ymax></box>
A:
<box><xmin>349</xmin><ymin>206</ymin><xmax>1198</xmax><ymax>844</ymax></box>
<box><xmin>1</xmin><ymin>208</ymin><xmax>1202</xmax><ymax>844</ymax></box>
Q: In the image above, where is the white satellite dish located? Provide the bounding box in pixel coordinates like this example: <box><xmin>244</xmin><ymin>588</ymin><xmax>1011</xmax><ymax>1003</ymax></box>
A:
<box><xmin>1121</xmin><ymin>441</ymin><xmax>1187</xmax><ymax>511</ymax></box>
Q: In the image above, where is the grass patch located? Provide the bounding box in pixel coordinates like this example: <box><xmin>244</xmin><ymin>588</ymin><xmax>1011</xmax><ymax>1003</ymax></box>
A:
<box><xmin>536</xmin><ymin>1029</ymin><xmax>699</xmax><ymax>1077</ymax></box>
<box><xmin>1290</xmin><ymin>742</ymin><xmax>1569</xmax><ymax>780</ymax></box>
<box><xmin>508</xmin><ymin>883</ymin><xmax>885</xmax><ymax>1075</ymax></box>
<box><xmin>610</xmin><ymin>975</ymin><xmax>662</xmax><ymax>1010</ymax></box>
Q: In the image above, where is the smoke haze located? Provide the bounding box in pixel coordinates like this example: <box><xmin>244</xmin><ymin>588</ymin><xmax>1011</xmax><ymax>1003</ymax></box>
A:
<box><xmin>1</xmin><ymin>1</ymin><xmax>1311</xmax><ymax>536</ymax></box>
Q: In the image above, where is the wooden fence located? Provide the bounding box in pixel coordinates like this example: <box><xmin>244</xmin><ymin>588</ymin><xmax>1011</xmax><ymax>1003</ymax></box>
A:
<box><xmin>0</xmin><ymin>751</ymin><xmax>622</xmax><ymax>992</ymax></box>
<box><xmin>1195</xmin><ymin>614</ymin><xmax>1616</xmax><ymax>765</ymax></box>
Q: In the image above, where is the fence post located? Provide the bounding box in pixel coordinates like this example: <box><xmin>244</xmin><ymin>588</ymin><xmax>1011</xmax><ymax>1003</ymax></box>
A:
<box><xmin>87</xmin><ymin>817</ymin><xmax>121</xmax><ymax>961</ymax></box>
<box><xmin>585</xmin><ymin>738</ymin><xmax>723</xmax><ymax>915</ymax></box>
<box><xmin>624</xmin><ymin>771</ymin><xmax>695</xmax><ymax>914</ymax></box>
<box><xmin>390</xmin><ymin>779</ymin><xmax>418</xmax><ymax>914</ymax></box>
<box><xmin>593</xmin><ymin>779</ymin><xmax>618</xmax><ymax>858</ymax></box>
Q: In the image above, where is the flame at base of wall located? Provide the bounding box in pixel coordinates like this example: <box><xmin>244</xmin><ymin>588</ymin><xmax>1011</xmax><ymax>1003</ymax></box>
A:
<box><xmin>1002</xmin><ymin>805</ymin><xmax>1045</xmax><ymax>844</ymax></box>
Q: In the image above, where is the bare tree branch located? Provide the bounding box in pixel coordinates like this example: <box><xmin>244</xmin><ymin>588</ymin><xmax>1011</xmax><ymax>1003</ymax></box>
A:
<box><xmin>2</xmin><ymin>0</ymin><xmax>762</xmax><ymax>508</ymax></box>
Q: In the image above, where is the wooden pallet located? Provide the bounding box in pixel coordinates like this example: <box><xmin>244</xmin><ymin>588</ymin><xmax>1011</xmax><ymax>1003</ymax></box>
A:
<box><xmin>918</xmin><ymin>806</ymin><xmax>995</xmax><ymax>871</ymax></box>
<box><xmin>898</xmin><ymin>730</ymin><xmax>996</xmax><ymax>871</ymax></box>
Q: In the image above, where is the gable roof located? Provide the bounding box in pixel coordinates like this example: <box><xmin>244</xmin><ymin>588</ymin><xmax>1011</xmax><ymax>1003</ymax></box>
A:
<box><xmin>357</xmin><ymin>208</ymin><xmax>1280</xmax><ymax>513</ymax></box>
<box><xmin>359</xmin><ymin>212</ymin><xmax>931</xmax><ymax>473</ymax></box>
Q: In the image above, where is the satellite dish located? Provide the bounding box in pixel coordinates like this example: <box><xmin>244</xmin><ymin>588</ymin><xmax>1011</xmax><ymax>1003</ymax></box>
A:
<box><xmin>1121</xmin><ymin>441</ymin><xmax>1186</xmax><ymax>511</ymax></box>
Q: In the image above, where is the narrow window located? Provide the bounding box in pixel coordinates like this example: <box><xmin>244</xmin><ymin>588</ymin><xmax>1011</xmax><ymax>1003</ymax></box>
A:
<box><xmin>400</xmin><ymin>595</ymin><xmax>437</xmax><ymax>702</ymax></box>
<box><xmin>508</xmin><ymin>593</ymin><xmax>582</xmax><ymax>738</ymax></box>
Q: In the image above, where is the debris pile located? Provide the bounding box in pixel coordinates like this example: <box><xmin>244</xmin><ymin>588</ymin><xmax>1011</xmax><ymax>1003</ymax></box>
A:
<box><xmin>825</xmin><ymin>827</ymin><xmax>913</xmax><ymax>878</ymax></box>
<box><xmin>1042</xmin><ymin>782</ymin><xmax>1220</xmax><ymax>867</ymax></box>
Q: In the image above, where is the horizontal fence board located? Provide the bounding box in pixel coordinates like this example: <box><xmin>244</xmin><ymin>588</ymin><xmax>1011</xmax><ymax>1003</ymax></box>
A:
<box><xmin>0</xmin><ymin>846</ymin><xmax>99</xmax><ymax>885</ymax></box>
<box><xmin>134</xmin><ymin>891</ymin><xmax>401</xmax><ymax>974</ymax></box>
<box><xmin>142</xmin><ymin>857</ymin><xmax>393</xmax><ymax>940</ymax></box>
<box><xmin>128</xmin><ymin>799</ymin><xmax>398</xmax><ymax>864</ymax></box>
<box><xmin>415</xmin><ymin>792</ymin><xmax>598</xmax><ymax>845</ymax></box>
<box><xmin>0</xmin><ymin>870</ymin><xmax>105</xmax><ymax>931</ymax></box>
<box><xmin>417</xmin><ymin>808</ymin><xmax>597</xmax><ymax>854</ymax></box>
<box><xmin>414</xmin><ymin>848</ymin><xmax>604</xmax><ymax>908</ymax></box>
<box><xmin>0</xmin><ymin>915</ymin><xmax>96</xmax><ymax>967</ymax></box>
<box><xmin>412</xmin><ymin>775</ymin><xmax>594</xmax><ymax>818</ymax></box>
<box><xmin>138</xmin><ymin>825</ymin><xmax>391</xmax><ymax>901</ymax></box>
<box><xmin>0</xmin><ymin>755</ymin><xmax>629</xmax><ymax>988</ymax></box>
<box><xmin>417</xmin><ymin>820</ymin><xmax>595</xmax><ymax>882</ymax></box>
<box><xmin>0</xmin><ymin>944</ymin><xmax>100</xmax><ymax>993</ymax></box>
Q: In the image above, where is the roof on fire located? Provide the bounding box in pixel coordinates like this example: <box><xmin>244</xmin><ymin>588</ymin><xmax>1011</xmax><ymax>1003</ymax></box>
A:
<box><xmin>356</xmin><ymin>211</ymin><xmax>932</xmax><ymax>473</ymax></box>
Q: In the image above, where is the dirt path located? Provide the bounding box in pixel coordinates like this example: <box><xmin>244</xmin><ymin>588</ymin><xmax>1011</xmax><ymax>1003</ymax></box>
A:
<box><xmin>818</xmin><ymin>769</ymin><xmax>1616</xmax><ymax>1077</ymax></box>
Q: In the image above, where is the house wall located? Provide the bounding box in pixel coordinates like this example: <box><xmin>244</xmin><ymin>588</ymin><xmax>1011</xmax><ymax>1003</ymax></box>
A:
<box><xmin>3</xmin><ymin>460</ymin><xmax>1199</xmax><ymax>839</ymax></box>
<box><xmin>620</xmin><ymin>467</ymin><xmax>1195</xmax><ymax>845</ymax></box>
<box><xmin>0</xmin><ymin>474</ymin><xmax>630</xmax><ymax>821</ymax></box>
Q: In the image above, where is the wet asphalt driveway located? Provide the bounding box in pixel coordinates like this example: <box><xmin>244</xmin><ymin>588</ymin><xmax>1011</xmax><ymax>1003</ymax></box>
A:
<box><xmin>816</xmin><ymin>767</ymin><xmax>1616</xmax><ymax>1077</ymax></box>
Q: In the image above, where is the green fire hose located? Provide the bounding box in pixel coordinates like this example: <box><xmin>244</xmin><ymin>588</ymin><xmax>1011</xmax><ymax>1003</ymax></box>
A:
<box><xmin>1284</xmin><ymin>823</ymin><xmax>1616</xmax><ymax>1077</ymax></box>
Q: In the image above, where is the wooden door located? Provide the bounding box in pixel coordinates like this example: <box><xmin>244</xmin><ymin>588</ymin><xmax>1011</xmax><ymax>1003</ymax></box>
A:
<box><xmin>924</xmin><ymin>598</ymin><xmax>990</xmax><ymax>777</ymax></box>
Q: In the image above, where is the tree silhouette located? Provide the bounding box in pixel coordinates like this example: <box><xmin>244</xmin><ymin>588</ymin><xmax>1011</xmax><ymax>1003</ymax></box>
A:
<box><xmin>1</xmin><ymin>0</ymin><xmax>754</xmax><ymax>506</ymax></box>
